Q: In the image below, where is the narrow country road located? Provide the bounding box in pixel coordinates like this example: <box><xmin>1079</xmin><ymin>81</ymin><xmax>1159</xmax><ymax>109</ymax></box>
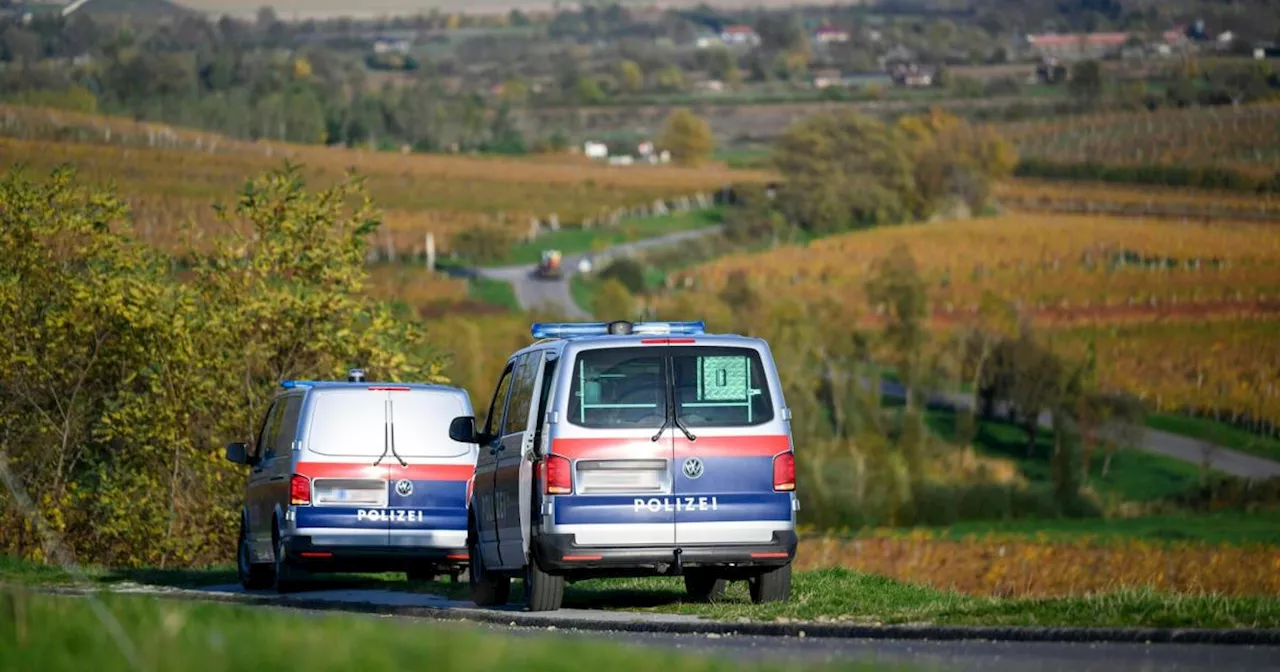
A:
<box><xmin>473</xmin><ymin>225</ymin><xmax>724</xmax><ymax>319</ymax></box>
<box><xmin>881</xmin><ymin>381</ymin><xmax>1280</xmax><ymax>479</ymax></box>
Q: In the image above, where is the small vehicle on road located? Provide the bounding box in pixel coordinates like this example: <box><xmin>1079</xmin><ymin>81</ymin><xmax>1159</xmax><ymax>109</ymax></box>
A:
<box><xmin>454</xmin><ymin>320</ymin><xmax>798</xmax><ymax>611</ymax></box>
<box><xmin>536</xmin><ymin>249</ymin><xmax>564</xmax><ymax>280</ymax></box>
<box><xmin>225</xmin><ymin>370</ymin><xmax>478</xmax><ymax>592</ymax></box>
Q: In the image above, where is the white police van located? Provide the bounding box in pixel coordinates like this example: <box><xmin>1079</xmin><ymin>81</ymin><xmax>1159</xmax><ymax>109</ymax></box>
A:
<box><xmin>225</xmin><ymin>370</ymin><xmax>478</xmax><ymax>592</ymax></box>
<box><xmin>454</xmin><ymin>321</ymin><xmax>798</xmax><ymax>611</ymax></box>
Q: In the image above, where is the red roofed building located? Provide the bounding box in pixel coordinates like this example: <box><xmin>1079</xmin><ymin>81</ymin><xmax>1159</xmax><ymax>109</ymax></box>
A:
<box><xmin>1027</xmin><ymin>32</ymin><xmax>1130</xmax><ymax>60</ymax></box>
<box><xmin>720</xmin><ymin>24</ymin><xmax>761</xmax><ymax>47</ymax></box>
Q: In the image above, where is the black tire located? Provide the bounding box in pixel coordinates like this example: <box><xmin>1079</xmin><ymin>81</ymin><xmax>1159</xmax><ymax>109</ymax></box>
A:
<box><xmin>749</xmin><ymin>564</ymin><xmax>791</xmax><ymax>604</ymax></box>
<box><xmin>524</xmin><ymin>555</ymin><xmax>565</xmax><ymax>612</ymax></box>
<box><xmin>237</xmin><ymin>522</ymin><xmax>273</xmax><ymax>590</ymax></box>
<box><xmin>406</xmin><ymin>565</ymin><xmax>436</xmax><ymax>583</ymax></box>
<box><xmin>683</xmin><ymin>572</ymin><xmax>726</xmax><ymax>602</ymax></box>
<box><xmin>468</xmin><ymin>525</ymin><xmax>510</xmax><ymax>607</ymax></box>
<box><xmin>272</xmin><ymin>534</ymin><xmax>303</xmax><ymax>594</ymax></box>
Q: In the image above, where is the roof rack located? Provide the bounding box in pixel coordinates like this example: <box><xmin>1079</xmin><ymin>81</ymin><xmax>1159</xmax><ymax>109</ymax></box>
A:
<box><xmin>530</xmin><ymin>321</ymin><xmax>705</xmax><ymax>340</ymax></box>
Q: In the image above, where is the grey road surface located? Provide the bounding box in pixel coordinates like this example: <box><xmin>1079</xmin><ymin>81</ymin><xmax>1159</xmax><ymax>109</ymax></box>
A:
<box><xmin>473</xmin><ymin>225</ymin><xmax>724</xmax><ymax>319</ymax></box>
<box><xmin>134</xmin><ymin>584</ymin><xmax>1280</xmax><ymax>672</ymax></box>
<box><xmin>880</xmin><ymin>381</ymin><xmax>1280</xmax><ymax>479</ymax></box>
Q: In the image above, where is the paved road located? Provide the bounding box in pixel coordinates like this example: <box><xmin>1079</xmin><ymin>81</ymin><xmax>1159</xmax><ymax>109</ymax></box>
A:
<box><xmin>474</xmin><ymin>225</ymin><xmax>724</xmax><ymax>319</ymax></box>
<box><xmin>129</xmin><ymin>584</ymin><xmax>1279</xmax><ymax>671</ymax></box>
<box><xmin>881</xmin><ymin>381</ymin><xmax>1280</xmax><ymax>479</ymax></box>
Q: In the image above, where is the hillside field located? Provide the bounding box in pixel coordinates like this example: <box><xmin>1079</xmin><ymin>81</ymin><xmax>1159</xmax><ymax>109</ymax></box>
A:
<box><xmin>657</xmin><ymin>213</ymin><xmax>1280</xmax><ymax>426</ymax></box>
<box><xmin>0</xmin><ymin>105</ymin><xmax>761</xmax><ymax>256</ymax></box>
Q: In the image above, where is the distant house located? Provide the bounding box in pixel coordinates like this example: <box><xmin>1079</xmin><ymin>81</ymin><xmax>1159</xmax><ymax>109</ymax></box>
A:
<box><xmin>812</xmin><ymin>69</ymin><xmax>843</xmax><ymax>89</ymax></box>
<box><xmin>1027</xmin><ymin>32</ymin><xmax>1126</xmax><ymax>60</ymax></box>
<box><xmin>888</xmin><ymin>62</ymin><xmax>935</xmax><ymax>87</ymax></box>
<box><xmin>373</xmin><ymin>38</ymin><xmax>411</xmax><ymax>56</ymax></box>
<box><xmin>814</xmin><ymin>26</ymin><xmax>850</xmax><ymax>44</ymax></box>
<box><xmin>720</xmin><ymin>25</ymin><xmax>761</xmax><ymax>47</ymax></box>
<box><xmin>584</xmin><ymin>142</ymin><xmax>608</xmax><ymax>160</ymax></box>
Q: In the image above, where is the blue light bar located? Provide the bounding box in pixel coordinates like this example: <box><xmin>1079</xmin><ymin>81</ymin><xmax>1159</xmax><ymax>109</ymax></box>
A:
<box><xmin>531</xmin><ymin>321</ymin><xmax>705</xmax><ymax>339</ymax></box>
<box><xmin>280</xmin><ymin>380</ymin><xmax>314</xmax><ymax>389</ymax></box>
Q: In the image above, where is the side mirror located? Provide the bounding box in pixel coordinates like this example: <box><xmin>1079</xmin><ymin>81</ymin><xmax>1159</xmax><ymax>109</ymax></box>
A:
<box><xmin>225</xmin><ymin>442</ymin><xmax>249</xmax><ymax>465</ymax></box>
<box><xmin>449</xmin><ymin>416</ymin><xmax>479</xmax><ymax>444</ymax></box>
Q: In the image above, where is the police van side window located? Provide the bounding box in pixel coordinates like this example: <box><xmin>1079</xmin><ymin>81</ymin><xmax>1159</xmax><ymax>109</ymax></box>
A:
<box><xmin>271</xmin><ymin>396</ymin><xmax>303</xmax><ymax>459</ymax></box>
<box><xmin>483</xmin><ymin>364</ymin><xmax>515</xmax><ymax>438</ymax></box>
<box><xmin>503</xmin><ymin>353</ymin><xmax>536</xmax><ymax>436</ymax></box>
<box><xmin>252</xmin><ymin>401</ymin><xmax>281</xmax><ymax>463</ymax></box>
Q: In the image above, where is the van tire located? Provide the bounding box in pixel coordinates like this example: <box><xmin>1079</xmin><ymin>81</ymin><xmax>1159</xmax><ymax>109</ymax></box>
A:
<box><xmin>273</xmin><ymin>535</ymin><xmax>302</xmax><ymax>594</ymax></box>
<box><xmin>468</xmin><ymin>527</ymin><xmax>510</xmax><ymax>607</ymax></box>
<box><xmin>683</xmin><ymin>572</ymin><xmax>726</xmax><ymax>602</ymax></box>
<box><xmin>749</xmin><ymin>564</ymin><xmax>791</xmax><ymax>604</ymax></box>
<box><xmin>524</xmin><ymin>556</ymin><xmax>565</xmax><ymax>612</ymax></box>
<box><xmin>237</xmin><ymin>522</ymin><xmax>273</xmax><ymax>590</ymax></box>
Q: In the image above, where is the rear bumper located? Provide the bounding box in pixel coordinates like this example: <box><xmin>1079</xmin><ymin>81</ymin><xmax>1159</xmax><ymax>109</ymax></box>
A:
<box><xmin>532</xmin><ymin>530</ymin><xmax>797</xmax><ymax>576</ymax></box>
<box><xmin>285</xmin><ymin>536</ymin><xmax>468</xmax><ymax>573</ymax></box>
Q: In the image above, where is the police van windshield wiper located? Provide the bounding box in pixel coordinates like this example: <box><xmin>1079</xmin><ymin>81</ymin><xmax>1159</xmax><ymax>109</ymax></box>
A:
<box><xmin>673</xmin><ymin>414</ymin><xmax>696</xmax><ymax>442</ymax></box>
<box><xmin>650</xmin><ymin>413</ymin><xmax>669</xmax><ymax>442</ymax></box>
<box><xmin>388</xmin><ymin>400</ymin><xmax>407</xmax><ymax>467</ymax></box>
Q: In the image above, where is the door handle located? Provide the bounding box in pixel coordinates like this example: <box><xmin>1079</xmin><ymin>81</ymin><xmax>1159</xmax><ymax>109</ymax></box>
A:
<box><xmin>269</xmin><ymin>476</ymin><xmax>285</xmax><ymax>482</ymax></box>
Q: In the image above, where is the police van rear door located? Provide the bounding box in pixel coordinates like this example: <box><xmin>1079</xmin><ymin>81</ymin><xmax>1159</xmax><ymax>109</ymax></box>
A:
<box><xmin>669</xmin><ymin>345</ymin><xmax>792</xmax><ymax>546</ymax></box>
<box><xmin>553</xmin><ymin>344</ymin><xmax>675</xmax><ymax>547</ymax></box>
<box><xmin>297</xmin><ymin>388</ymin><xmax>395</xmax><ymax>546</ymax></box>
<box><xmin>384</xmin><ymin>389</ymin><xmax>476</xmax><ymax>550</ymax></box>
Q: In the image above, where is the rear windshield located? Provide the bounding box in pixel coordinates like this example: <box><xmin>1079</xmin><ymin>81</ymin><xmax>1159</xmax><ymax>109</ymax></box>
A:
<box><xmin>567</xmin><ymin>346</ymin><xmax>774</xmax><ymax>430</ymax></box>
<box><xmin>306</xmin><ymin>389</ymin><xmax>471</xmax><ymax>458</ymax></box>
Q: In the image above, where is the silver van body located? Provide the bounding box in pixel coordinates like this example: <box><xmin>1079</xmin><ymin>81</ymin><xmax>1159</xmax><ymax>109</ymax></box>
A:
<box><xmin>227</xmin><ymin>379</ymin><xmax>478</xmax><ymax>591</ymax></box>
<box><xmin>466</xmin><ymin>321</ymin><xmax>798</xmax><ymax>610</ymax></box>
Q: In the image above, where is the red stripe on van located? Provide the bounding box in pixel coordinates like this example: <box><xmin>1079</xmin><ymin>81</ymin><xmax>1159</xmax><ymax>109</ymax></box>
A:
<box><xmin>551</xmin><ymin>438</ymin><xmax>671</xmax><ymax>460</ymax></box>
<box><xmin>674</xmin><ymin>435</ymin><xmax>790</xmax><ymax>457</ymax></box>
<box><xmin>551</xmin><ymin>435</ymin><xmax>790</xmax><ymax>460</ymax></box>
<box><xmin>296</xmin><ymin>462</ymin><xmax>473</xmax><ymax>481</ymax></box>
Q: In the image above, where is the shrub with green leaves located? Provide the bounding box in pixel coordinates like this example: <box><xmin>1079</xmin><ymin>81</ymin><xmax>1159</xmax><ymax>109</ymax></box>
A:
<box><xmin>0</xmin><ymin>166</ymin><xmax>445</xmax><ymax>568</ymax></box>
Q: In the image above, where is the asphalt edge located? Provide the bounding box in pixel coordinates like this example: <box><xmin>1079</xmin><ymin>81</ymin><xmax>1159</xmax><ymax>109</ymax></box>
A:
<box><xmin>28</xmin><ymin>584</ymin><xmax>1280</xmax><ymax>647</ymax></box>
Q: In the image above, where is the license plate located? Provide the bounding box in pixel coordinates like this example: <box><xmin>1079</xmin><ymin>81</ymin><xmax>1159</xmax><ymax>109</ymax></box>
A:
<box><xmin>579</xmin><ymin>470</ymin><xmax>661</xmax><ymax>493</ymax></box>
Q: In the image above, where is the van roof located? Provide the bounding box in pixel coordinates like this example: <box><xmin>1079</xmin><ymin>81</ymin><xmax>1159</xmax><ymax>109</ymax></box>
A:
<box><xmin>516</xmin><ymin>325</ymin><xmax>766</xmax><ymax>361</ymax></box>
<box><xmin>278</xmin><ymin>381</ymin><xmax>465</xmax><ymax>394</ymax></box>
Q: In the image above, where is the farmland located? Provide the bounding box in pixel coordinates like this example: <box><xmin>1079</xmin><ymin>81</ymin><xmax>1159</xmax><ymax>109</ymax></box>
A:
<box><xmin>999</xmin><ymin>103</ymin><xmax>1280</xmax><ymax>181</ymax></box>
<box><xmin>655</xmin><ymin>214</ymin><xmax>1280</xmax><ymax>425</ymax></box>
<box><xmin>0</xmin><ymin>105</ymin><xmax>760</xmax><ymax>256</ymax></box>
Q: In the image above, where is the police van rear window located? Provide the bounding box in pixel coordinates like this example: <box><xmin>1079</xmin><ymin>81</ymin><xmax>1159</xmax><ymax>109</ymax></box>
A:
<box><xmin>567</xmin><ymin>346</ymin><xmax>773</xmax><ymax>429</ymax></box>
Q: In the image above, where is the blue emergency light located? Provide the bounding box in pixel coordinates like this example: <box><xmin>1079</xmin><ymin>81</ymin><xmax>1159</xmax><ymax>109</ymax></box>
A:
<box><xmin>530</xmin><ymin>321</ymin><xmax>705</xmax><ymax>339</ymax></box>
<box><xmin>279</xmin><ymin>380</ymin><xmax>313</xmax><ymax>389</ymax></box>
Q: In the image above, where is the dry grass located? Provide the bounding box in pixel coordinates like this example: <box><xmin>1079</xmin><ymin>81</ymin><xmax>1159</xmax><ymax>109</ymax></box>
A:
<box><xmin>797</xmin><ymin>534</ymin><xmax>1280</xmax><ymax>598</ymax></box>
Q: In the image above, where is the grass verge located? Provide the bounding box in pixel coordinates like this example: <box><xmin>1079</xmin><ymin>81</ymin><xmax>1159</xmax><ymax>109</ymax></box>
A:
<box><xmin>468</xmin><ymin>276</ymin><xmax>519</xmax><ymax>312</ymax></box>
<box><xmin>0</xmin><ymin>590</ymin><xmax>898</xmax><ymax>672</ymax></box>
<box><xmin>1148</xmin><ymin>413</ymin><xmax>1280</xmax><ymax>464</ymax></box>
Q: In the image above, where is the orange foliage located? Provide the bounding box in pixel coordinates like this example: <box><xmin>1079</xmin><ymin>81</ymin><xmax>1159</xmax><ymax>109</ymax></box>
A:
<box><xmin>797</xmin><ymin>535</ymin><xmax>1280</xmax><ymax>597</ymax></box>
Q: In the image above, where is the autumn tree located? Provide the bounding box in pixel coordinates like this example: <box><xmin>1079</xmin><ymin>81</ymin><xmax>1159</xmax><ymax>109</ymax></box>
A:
<box><xmin>618</xmin><ymin>59</ymin><xmax>644</xmax><ymax>94</ymax></box>
<box><xmin>773</xmin><ymin>111</ymin><xmax>916</xmax><ymax>233</ymax></box>
<box><xmin>657</xmin><ymin>108</ymin><xmax>716</xmax><ymax>167</ymax></box>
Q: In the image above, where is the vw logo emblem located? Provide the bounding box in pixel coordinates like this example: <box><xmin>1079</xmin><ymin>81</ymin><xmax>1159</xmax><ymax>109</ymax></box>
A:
<box><xmin>395</xmin><ymin>479</ymin><xmax>413</xmax><ymax>497</ymax></box>
<box><xmin>682</xmin><ymin>457</ymin><xmax>704</xmax><ymax>480</ymax></box>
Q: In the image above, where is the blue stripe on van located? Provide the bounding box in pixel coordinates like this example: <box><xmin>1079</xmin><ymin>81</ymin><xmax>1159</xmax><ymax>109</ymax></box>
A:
<box><xmin>296</xmin><ymin>480</ymin><xmax>468</xmax><ymax>531</ymax></box>
<box><xmin>554</xmin><ymin>493</ymin><xmax>791</xmax><ymax>525</ymax></box>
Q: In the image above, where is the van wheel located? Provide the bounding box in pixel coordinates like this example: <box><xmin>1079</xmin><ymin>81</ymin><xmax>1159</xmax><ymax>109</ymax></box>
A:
<box><xmin>683</xmin><ymin>572</ymin><xmax>726</xmax><ymax>602</ymax></box>
<box><xmin>273</xmin><ymin>535</ymin><xmax>302</xmax><ymax>594</ymax></box>
<box><xmin>468</xmin><ymin>530</ymin><xmax>510</xmax><ymax>607</ymax></box>
<box><xmin>237</xmin><ymin>523</ymin><xmax>273</xmax><ymax>590</ymax></box>
<box><xmin>748</xmin><ymin>564</ymin><xmax>791</xmax><ymax>604</ymax></box>
<box><xmin>524</xmin><ymin>556</ymin><xmax>565</xmax><ymax>612</ymax></box>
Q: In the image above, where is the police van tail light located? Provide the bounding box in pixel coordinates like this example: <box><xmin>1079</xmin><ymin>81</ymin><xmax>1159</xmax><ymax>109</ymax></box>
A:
<box><xmin>545</xmin><ymin>455</ymin><xmax>573</xmax><ymax>495</ymax></box>
<box><xmin>290</xmin><ymin>474</ymin><xmax>312</xmax><ymax>505</ymax></box>
<box><xmin>772</xmin><ymin>453</ymin><xmax>795</xmax><ymax>492</ymax></box>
